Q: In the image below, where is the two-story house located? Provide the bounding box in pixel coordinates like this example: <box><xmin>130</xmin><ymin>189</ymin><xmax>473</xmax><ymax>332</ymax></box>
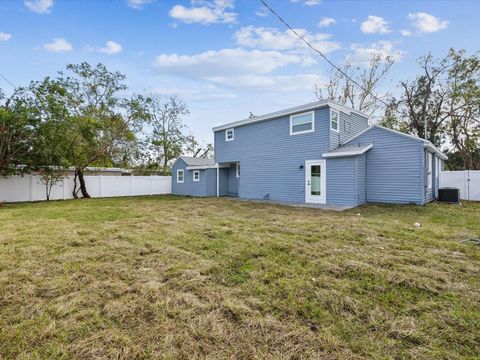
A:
<box><xmin>172</xmin><ymin>100</ymin><xmax>447</xmax><ymax>207</ymax></box>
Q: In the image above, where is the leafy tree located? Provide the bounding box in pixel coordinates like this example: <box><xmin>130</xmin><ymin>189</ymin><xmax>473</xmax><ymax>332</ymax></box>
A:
<box><xmin>145</xmin><ymin>96</ymin><xmax>190</xmax><ymax>175</ymax></box>
<box><xmin>315</xmin><ymin>52</ymin><xmax>396</xmax><ymax>117</ymax></box>
<box><xmin>27</xmin><ymin>79</ymin><xmax>70</xmax><ymax>199</ymax></box>
<box><xmin>0</xmin><ymin>88</ymin><xmax>37</xmax><ymax>176</ymax></box>
<box><xmin>32</xmin><ymin>63</ymin><xmax>148</xmax><ymax>198</ymax></box>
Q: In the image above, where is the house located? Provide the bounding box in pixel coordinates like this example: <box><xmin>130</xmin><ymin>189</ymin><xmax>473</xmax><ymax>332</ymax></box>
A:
<box><xmin>172</xmin><ymin>100</ymin><xmax>447</xmax><ymax>207</ymax></box>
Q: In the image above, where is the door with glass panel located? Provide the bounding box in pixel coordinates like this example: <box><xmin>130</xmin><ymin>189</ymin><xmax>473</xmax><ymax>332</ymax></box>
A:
<box><xmin>305</xmin><ymin>160</ymin><xmax>326</xmax><ymax>204</ymax></box>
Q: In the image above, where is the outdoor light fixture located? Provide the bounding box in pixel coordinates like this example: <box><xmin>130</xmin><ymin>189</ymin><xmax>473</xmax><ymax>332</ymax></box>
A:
<box><xmin>299</xmin><ymin>164</ymin><xmax>304</xmax><ymax>169</ymax></box>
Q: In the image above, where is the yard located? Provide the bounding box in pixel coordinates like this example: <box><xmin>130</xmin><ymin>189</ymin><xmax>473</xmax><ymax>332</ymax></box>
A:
<box><xmin>0</xmin><ymin>196</ymin><xmax>479</xmax><ymax>359</ymax></box>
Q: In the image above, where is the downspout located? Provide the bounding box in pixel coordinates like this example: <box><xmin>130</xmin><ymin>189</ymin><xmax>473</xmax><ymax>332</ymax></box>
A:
<box><xmin>216</xmin><ymin>163</ymin><xmax>219</xmax><ymax>197</ymax></box>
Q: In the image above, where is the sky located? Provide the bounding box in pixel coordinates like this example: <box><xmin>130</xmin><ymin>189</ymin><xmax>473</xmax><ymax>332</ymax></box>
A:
<box><xmin>0</xmin><ymin>0</ymin><xmax>479</xmax><ymax>144</ymax></box>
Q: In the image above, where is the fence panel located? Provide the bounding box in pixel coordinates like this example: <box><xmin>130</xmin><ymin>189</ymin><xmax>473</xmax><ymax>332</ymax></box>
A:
<box><xmin>440</xmin><ymin>170</ymin><xmax>480</xmax><ymax>201</ymax></box>
<box><xmin>0</xmin><ymin>175</ymin><xmax>172</xmax><ymax>203</ymax></box>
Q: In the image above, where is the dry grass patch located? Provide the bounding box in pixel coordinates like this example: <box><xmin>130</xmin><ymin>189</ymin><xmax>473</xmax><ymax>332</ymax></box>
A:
<box><xmin>0</xmin><ymin>196</ymin><xmax>479</xmax><ymax>359</ymax></box>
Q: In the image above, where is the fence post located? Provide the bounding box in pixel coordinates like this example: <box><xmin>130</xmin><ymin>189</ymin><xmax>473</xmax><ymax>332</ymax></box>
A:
<box><xmin>63</xmin><ymin>177</ymin><xmax>67</xmax><ymax>200</ymax></box>
<box><xmin>29</xmin><ymin>175</ymin><xmax>34</xmax><ymax>202</ymax></box>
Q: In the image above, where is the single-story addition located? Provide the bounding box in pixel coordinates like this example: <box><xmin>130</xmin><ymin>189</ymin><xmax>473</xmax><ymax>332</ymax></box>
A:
<box><xmin>172</xmin><ymin>100</ymin><xmax>447</xmax><ymax>207</ymax></box>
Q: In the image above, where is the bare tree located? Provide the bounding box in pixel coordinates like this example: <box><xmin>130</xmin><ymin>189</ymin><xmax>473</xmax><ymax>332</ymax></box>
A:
<box><xmin>315</xmin><ymin>53</ymin><xmax>395</xmax><ymax>117</ymax></box>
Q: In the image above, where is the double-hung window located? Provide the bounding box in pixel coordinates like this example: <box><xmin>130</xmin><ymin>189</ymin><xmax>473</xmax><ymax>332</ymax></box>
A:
<box><xmin>290</xmin><ymin>111</ymin><xmax>314</xmax><ymax>135</ymax></box>
<box><xmin>193</xmin><ymin>170</ymin><xmax>200</xmax><ymax>182</ymax></box>
<box><xmin>177</xmin><ymin>169</ymin><xmax>184</xmax><ymax>183</ymax></box>
<box><xmin>330</xmin><ymin>110</ymin><xmax>339</xmax><ymax>132</ymax></box>
<box><xmin>226</xmin><ymin>128</ymin><xmax>234</xmax><ymax>141</ymax></box>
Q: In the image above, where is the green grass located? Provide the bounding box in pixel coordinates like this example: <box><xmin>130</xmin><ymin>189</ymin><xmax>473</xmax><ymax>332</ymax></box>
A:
<box><xmin>0</xmin><ymin>196</ymin><xmax>479</xmax><ymax>359</ymax></box>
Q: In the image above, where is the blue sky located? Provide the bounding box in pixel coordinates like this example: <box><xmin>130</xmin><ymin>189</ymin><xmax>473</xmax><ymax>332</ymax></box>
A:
<box><xmin>0</xmin><ymin>0</ymin><xmax>478</xmax><ymax>144</ymax></box>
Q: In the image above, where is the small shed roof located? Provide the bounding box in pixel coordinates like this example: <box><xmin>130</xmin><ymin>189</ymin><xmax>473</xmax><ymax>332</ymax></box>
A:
<box><xmin>178</xmin><ymin>156</ymin><xmax>216</xmax><ymax>169</ymax></box>
<box><xmin>322</xmin><ymin>143</ymin><xmax>373</xmax><ymax>158</ymax></box>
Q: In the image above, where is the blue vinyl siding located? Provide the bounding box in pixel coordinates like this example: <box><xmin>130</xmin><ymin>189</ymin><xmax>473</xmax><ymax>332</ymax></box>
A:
<box><xmin>214</xmin><ymin>106</ymin><xmax>369</xmax><ymax>203</ymax></box>
<box><xmin>326</xmin><ymin>157</ymin><xmax>357</xmax><ymax>206</ymax></box>
<box><xmin>171</xmin><ymin>159</ymin><xmax>214</xmax><ymax>197</ymax></box>
<box><xmin>330</xmin><ymin>111</ymin><xmax>369</xmax><ymax>149</ymax></box>
<box><xmin>346</xmin><ymin>127</ymin><xmax>424</xmax><ymax>204</ymax></box>
<box><xmin>219</xmin><ymin>168</ymin><xmax>229</xmax><ymax>196</ymax></box>
<box><xmin>227</xmin><ymin>163</ymin><xmax>239</xmax><ymax>196</ymax></box>
<box><xmin>356</xmin><ymin>153</ymin><xmax>367</xmax><ymax>205</ymax></box>
<box><xmin>326</xmin><ymin>153</ymin><xmax>367</xmax><ymax>206</ymax></box>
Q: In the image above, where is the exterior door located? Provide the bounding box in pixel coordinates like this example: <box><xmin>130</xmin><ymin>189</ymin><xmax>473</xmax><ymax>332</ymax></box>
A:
<box><xmin>305</xmin><ymin>160</ymin><xmax>326</xmax><ymax>204</ymax></box>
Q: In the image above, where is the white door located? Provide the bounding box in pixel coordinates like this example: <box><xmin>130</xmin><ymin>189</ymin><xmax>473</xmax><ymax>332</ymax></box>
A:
<box><xmin>305</xmin><ymin>160</ymin><xmax>326</xmax><ymax>204</ymax></box>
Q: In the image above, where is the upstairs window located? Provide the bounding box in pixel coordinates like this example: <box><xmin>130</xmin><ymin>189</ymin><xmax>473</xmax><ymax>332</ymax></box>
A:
<box><xmin>193</xmin><ymin>170</ymin><xmax>200</xmax><ymax>182</ymax></box>
<box><xmin>290</xmin><ymin>111</ymin><xmax>314</xmax><ymax>135</ymax></box>
<box><xmin>330</xmin><ymin>110</ymin><xmax>339</xmax><ymax>132</ymax></box>
<box><xmin>177</xmin><ymin>169</ymin><xmax>184</xmax><ymax>183</ymax></box>
<box><xmin>344</xmin><ymin>120</ymin><xmax>351</xmax><ymax>133</ymax></box>
<box><xmin>225</xmin><ymin>128</ymin><xmax>234</xmax><ymax>141</ymax></box>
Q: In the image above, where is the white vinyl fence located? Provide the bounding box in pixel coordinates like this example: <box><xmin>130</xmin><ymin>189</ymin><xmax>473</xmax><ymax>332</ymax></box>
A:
<box><xmin>0</xmin><ymin>175</ymin><xmax>172</xmax><ymax>203</ymax></box>
<box><xmin>440</xmin><ymin>170</ymin><xmax>480</xmax><ymax>201</ymax></box>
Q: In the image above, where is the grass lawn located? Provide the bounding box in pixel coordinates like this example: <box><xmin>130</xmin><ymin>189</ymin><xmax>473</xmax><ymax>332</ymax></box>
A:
<box><xmin>0</xmin><ymin>196</ymin><xmax>479</xmax><ymax>359</ymax></box>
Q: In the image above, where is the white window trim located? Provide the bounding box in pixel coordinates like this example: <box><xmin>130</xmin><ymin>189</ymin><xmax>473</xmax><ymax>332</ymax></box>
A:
<box><xmin>330</xmin><ymin>109</ymin><xmax>339</xmax><ymax>132</ymax></box>
<box><xmin>177</xmin><ymin>169</ymin><xmax>184</xmax><ymax>183</ymax></box>
<box><xmin>289</xmin><ymin>111</ymin><xmax>315</xmax><ymax>136</ymax></box>
<box><xmin>225</xmin><ymin>128</ymin><xmax>234</xmax><ymax>141</ymax></box>
<box><xmin>236</xmin><ymin>162</ymin><xmax>240</xmax><ymax>178</ymax></box>
<box><xmin>193</xmin><ymin>170</ymin><xmax>200</xmax><ymax>182</ymax></box>
<box><xmin>426</xmin><ymin>151</ymin><xmax>432</xmax><ymax>189</ymax></box>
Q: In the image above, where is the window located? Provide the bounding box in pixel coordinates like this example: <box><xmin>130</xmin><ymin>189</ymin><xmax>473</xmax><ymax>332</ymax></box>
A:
<box><xmin>236</xmin><ymin>162</ymin><xmax>240</xmax><ymax>178</ymax></box>
<box><xmin>330</xmin><ymin>109</ymin><xmax>339</xmax><ymax>132</ymax></box>
<box><xmin>344</xmin><ymin>120</ymin><xmax>351</xmax><ymax>133</ymax></box>
<box><xmin>177</xmin><ymin>169</ymin><xmax>184</xmax><ymax>183</ymax></box>
<box><xmin>225</xmin><ymin>128</ymin><xmax>234</xmax><ymax>141</ymax></box>
<box><xmin>193</xmin><ymin>170</ymin><xmax>200</xmax><ymax>182</ymax></box>
<box><xmin>290</xmin><ymin>111</ymin><xmax>314</xmax><ymax>135</ymax></box>
<box><xmin>426</xmin><ymin>151</ymin><xmax>432</xmax><ymax>189</ymax></box>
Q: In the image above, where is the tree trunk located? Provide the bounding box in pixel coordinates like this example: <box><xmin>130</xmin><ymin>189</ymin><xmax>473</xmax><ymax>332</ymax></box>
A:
<box><xmin>77</xmin><ymin>168</ymin><xmax>90</xmax><ymax>198</ymax></box>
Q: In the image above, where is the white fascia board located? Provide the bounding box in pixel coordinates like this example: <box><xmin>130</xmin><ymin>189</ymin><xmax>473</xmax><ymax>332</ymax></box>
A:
<box><xmin>322</xmin><ymin>144</ymin><xmax>373</xmax><ymax>158</ymax></box>
<box><xmin>424</xmin><ymin>143</ymin><xmax>448</xmax><ymax>160</ymax></box>
<box><xmin>212</xmin><ymin>100</ymin><xmax>369</xmax><ymax>132</ymax></box>
<box><xmin>186</xmin><ymin>165</ymin><xmax>228</xmax><ymax>170</ymax></box>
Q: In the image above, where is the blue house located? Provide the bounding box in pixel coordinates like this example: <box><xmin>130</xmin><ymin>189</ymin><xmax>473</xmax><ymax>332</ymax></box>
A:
<box><xmin>172</xmin><ymin>100</ymin><xmax>447</xmax><ymax>207</ymax></box>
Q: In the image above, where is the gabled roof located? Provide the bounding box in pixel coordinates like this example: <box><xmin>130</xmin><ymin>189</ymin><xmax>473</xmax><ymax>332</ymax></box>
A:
<box><xmin>344</xmin><ymin>125</ymin><xmax>448</xmax><ymax>160</ymax></box>
<box><xmin>179</xmin><ymin>156</ymin><xmax>215</xmax><ymax>167</ymax></box>
<box><xmin>212</xmin><ymin>100</ymin><xmax>370</xmax><ymax>132</ymax></box>
<box><xmin>322</xmin><ymin>143</ymin><xmax>373</xmax><ymax>158</ymax></box>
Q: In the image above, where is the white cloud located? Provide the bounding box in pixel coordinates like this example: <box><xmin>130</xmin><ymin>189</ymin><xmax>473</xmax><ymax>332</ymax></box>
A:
<box><xmin>349</xmin><ymin>41</ymin><xmax>403</xmax><ymax>67</ymax></box>
<box><xmin>127</xmin><ymin>0</ymin><xmax>155</xmax><ymax>9</ymax></box>
<box><xmin>255</xmin><ymin>7</ymin><xmax>269</xmax><ymax>17</ymax></box>
<box><xmin>153</xmin><ymin>47</ymin><xmax>323</xmax><ymax>92</ymax></box>
<box><xmin>169</xmin><ymin>0</ymin><xmax>237</xmax><ymax>24</ymax></box>
<box><xmin>210</xmin><ymin>73</ymin><xmax>324</xmax><ymax>92</ymax></box>
<box><xmin>318</xmin><ymin>17</ymin><xmax>336</xmax><ymax>28</ymax></box>
<box><xmin>147</xmin><ymin>87</ymin><xmax>236</xmax><ymax>101</ymax></box>
<box><xmin>401</xmin><ymin>29</ymin><xmax>412</xmax><ymax>36</ymax></box>
<box><xmin>154</xmin><ymin>48</ymin><xmax>314</xmax><ymax>78</ymax></box>
<box><xmin>360</xmin><ymin>15</ymin><xmax>391</xmax><ymax>34</ymax></box>
<box><xmin>98</xmin><ymin>41</ymin><xmax>123</xmax><ymax>55</ymax></box>
<box><xmin>0</xmin><ymin>32</ymin><xmax>12</xmax><ymax>41</ymax></box>
<box><xmin>408</xmin><ymin>12</ymin><xmax>449</xmax><ymax>33</ymax></box>
<box><xmin>234</xmin><ymin>26</ymin><xmax>340</xmax><ymax>54</ymax></box>
<box><xmin>43</xmin><ymin>38</ymin><xmax>73</xmax><ymax>52</ymax></box>
<box><xmin>24</xmin><ymin>0</ymin><xmax>54</xmax><ymax>14</ymax></box>
<box><xmin>290</xmin><ymin>0</ymin><xmax>322</xmax><ymax>6</ymax></box>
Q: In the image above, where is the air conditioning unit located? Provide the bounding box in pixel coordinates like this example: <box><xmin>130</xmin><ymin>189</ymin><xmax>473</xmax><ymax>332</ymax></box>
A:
<box><xmin>438</xmin><ymin>188</ymin><xmax>460</xmax><ymax>203</ymax></box>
